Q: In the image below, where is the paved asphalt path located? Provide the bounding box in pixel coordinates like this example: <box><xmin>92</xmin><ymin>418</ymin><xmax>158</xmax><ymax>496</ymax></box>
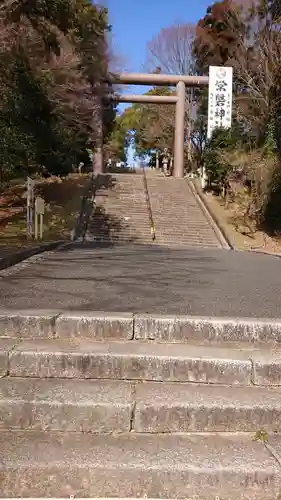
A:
<box><xmin>0</xmin><ymin>242</ymin><xmax>280</xmax><ymax>318</ymax></box>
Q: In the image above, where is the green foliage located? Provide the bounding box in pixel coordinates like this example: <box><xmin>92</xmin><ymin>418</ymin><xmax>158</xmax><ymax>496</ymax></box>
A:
<box><xmin>264</xmin><ymin>119</ymin><xmax>278</xmax><ymax>158</ymax></box>
<box><xmin>254</xmin><ymin>429</ymin><xmax>269</xmax><ymax>442</ymax></box>
<box><xmin>105</xmin><ymin>113</ymin><xmax>132</xmax><ymax>163</ymax></box>
<box><xmin>202</xmin><ymin>128</ymin><xmax>239</xmax><ymax>186</ymax></box>
<box><xmin>107</xmin><ymin>86</ymin><xmax>175</xmax><ymax>163</ymax></box>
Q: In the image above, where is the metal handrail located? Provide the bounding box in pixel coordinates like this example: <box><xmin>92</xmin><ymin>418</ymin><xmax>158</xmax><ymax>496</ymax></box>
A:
<box><xmin>141</xmin><ymin>163</ymin><xmax>156</xmax><ymax>241</ymax></box>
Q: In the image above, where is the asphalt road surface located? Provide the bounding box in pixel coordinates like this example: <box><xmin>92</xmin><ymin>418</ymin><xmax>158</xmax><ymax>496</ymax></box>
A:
<box><xmin>0</xmin><ymin>243</ymin><xmax>280</xmax><ymax>318</ymax></box>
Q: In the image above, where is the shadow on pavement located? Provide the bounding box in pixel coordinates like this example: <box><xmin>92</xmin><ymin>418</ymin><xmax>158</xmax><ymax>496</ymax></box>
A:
<box><xmin>3</xmin><ymin>244</ymin><xmax>281</xmax><ymax>318</ymax></box>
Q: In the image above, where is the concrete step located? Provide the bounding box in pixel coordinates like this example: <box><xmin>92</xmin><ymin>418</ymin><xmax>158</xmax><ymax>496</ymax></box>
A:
<box><xmin>88</xmin><ymin>227</ymin><xmax>216</xmax><ymax>235</ymax></box>
<box><xmin>95</xmin><ymin>204</ymin><xmax>147</xmax><ymax>209</ymax></box>
<box><xmin>88</xmin><ymin>239</ymin><xmax>218</xmax><ymax>247</ymax></box>
<box><xmin>92</xmin><ymin>208</ymin><xmax>147</xmax><ymax>213</ymax></box>
<box><xmin>88</xmin><ymin>237</ymin><xmax>220</xmax><ymax>248</ymax></box>
<box><xmin>0</xmin><ymin>378</ymin><xmax>133</xmax><ymax>433</ymax></box>
<box><xmin>85</xmin><ymin>237</ymin><xmax>221</xmax><ymax>247</ymax></box>
<box><xmin>89</xmin><ymin>219</ymin><xmax>216</xmax><ymax>229</ymax></box>
<box><xmin>98</xmin><ymin>223</ymin><xmax>214</xmax><ymax>231</ymax></box>
<box><xmin>4</xmin><ymin>338</ymin><xmax>281</xmax><ymax>386</ymax></box>
<box><xmin>88</xmin><ymin>228</ymin><xmax>218</xmax><ymax>238</ymax></box>
<box><xmin>96</xmin><ymin>199</ymin><xmax>147</xmax><ymax>204</ymax></box>
<box><xmin>87</xmin><ymin>232</ymin><xmax>218</xmax><ymax>241</ymax></box>
<box><xmin>0</xmin><ymin>338</ymin><xmax>17</xmax><ymax>375</ymax></box>
<box><xmin>87</xmin><ymin>231</ymin><xmax>218</xmax><ymax>240</ymax></box>
<box><xmin>96</xmin><ymin>205</ymin><xmax>204</xmax><ymax>215</ymax></box>
<box><xmin>91</xmin><ymin>174</ymin><xmax>223</xmax><ymax>249</ymax></box>
<box><xmin>154</xmin><ymin>228</ymin><xmax>218</xmax><ymax>234</ymax></box>
<box><xmin>154</xmin><ymin>233</ymin><xmax>218</xmax><ymax>240</ymax></box>
<box><xmin>1</xmin><ymin>431</ymin><xmax>280</xmax><ymax>498</ymax></box>
<box><xmin>87</xmin><ymin>230</ymin><xmax>150</xmax><ymax>235</ymax></box>
<box><xmin>134</xmin><ymin>381</ymin><xmax>281</xmax><ymax>432</ymax></box>
<box><xmin>89</xmin><ymin>229</ymin><xmax>219</xmax><ymax>239</ymax></box>
<box><xmin>0</xmin><ymin>311</ymin><xmax>134</xmax><ymax>341</ymax></box>
<box><xmin>92</xmin><ymin>219</ymin><xmax>212</xmax><ymax>227</ymax></box>
<box><xmin>156</xmin><ymin>238</ymin><xmax>218</xmax><ymax>244</ymax></box>
<box><xmin>89</xmin><ymin>223</ymin><xmax>150</xmax><ymax>230</ymax></box>
<box><xmin>87</xmin><ymin>235</ymin><xmax>151</xmax><ymax>241</ymax></box>
<box><xmin>2</xmin><ymin>378</ymin><xmax>281</xmax><ymax>433</ymax></box>
<box><xmin>2</xmin><ymin>311</ymin><xmax>281</xmax><ymax>343</ymax></box>
<box><xmin>154</xmin><ymin>237</ymin><xmax>219</xmax><ymax>244</ymax></box>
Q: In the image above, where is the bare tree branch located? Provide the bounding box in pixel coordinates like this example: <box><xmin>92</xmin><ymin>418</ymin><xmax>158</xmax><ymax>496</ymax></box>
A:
<box><xmin>146</xmin><ymin>23</ymin><xmax>196</xmax><ymax>75</ymax></box>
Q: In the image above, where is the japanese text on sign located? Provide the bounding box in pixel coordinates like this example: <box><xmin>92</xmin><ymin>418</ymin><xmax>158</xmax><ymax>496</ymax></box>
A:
<box><xmin>207</xmin><ymin>66</ymin><xmax>233</xmax><ymax>140</ymax></box>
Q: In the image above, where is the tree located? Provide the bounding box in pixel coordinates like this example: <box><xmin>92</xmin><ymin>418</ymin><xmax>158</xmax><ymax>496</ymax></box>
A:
<box><xmin>106</xmin><ymin>87</ymin><xmax>177</xmax><ymax>164</ymax></box>
<box><xmin>270</xmin><ymin>0</ymin><xmax>281</xmax><ymax>22</ymax></box>
<box><xmin>146</xmin><ymin>23</ymin><xmax>196</xmax><ymax>75</ymax></box>
<box><xmin>134</xmin><ymin>87</ymin><xmax>176</xmax><ymax>156</ymax></box>
<box><xmin>193</xmin><ymin>0</ymin><xmax>245</xmax><ymax>74</ymax></box>
<box><xmin>104</xmin><ymin>111</ymin><xmax>132</xmax><ymax>164</ymax></box>
<box><xmin>146</xmin><ymin>23</ymin><xmax>197</xmax><ymax>166</ymax></box>
<box><xmin>190</xmin><ymin>92</ymin><xmax>208</xmax><ymax>168</ymax></box>
<box><xmin>194</xmin><ymin>0</ymin><xmax>281</xmax><ymax>233</ymax></box>
<box><xmin>0</xmin><ymin>0</ymin><xmax>115</xmax><ymax>181</ymax></box>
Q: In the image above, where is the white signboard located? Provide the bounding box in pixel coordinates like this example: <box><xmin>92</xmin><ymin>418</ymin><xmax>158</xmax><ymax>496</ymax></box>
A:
<box><xmin>35</xmin><ymin>196</ymin><xmax>45</xmax><ymax>215</ymax></box>
<box><xmin>207</xmin><ymin>66</ymin><xmax>233</xmax><ymax>140</ymax></box>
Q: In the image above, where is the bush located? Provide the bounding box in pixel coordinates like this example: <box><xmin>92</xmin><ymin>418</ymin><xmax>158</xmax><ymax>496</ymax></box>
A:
<box><xmin>202</xmin><ymin>128</ymin><xmax>240</xmax><ymax>190</ymax></box>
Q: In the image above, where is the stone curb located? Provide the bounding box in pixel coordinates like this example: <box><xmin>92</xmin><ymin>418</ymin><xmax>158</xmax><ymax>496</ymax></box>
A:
<box><xmin>0</xmin><ymin>240</ymin><xmax>68</xmax><ymax>272</ymax></box>
<box><xmin>1</xmin><ymin>309</ymin><xmax>281</xmax><ymax>343</ymax></box>
<box><xmin>249</xmin><ymin>248</ymin><xmax>281</xmax><ymax>258</ymax></box>
<box><xmin>188</xmin><ymin>179</ymin><xmax>232</xmax><ymax>250</ymax></box>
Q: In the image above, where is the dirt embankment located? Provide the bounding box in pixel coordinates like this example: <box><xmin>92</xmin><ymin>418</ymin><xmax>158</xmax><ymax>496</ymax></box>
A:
<box><xmin>0</xmin><ymin>174</ymin><xmax>89</xmax><ymax>255</ymax></box>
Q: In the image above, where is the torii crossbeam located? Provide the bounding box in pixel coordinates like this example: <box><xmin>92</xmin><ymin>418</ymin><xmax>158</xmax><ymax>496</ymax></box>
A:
<box><xmin>94</xmin><ymin>72</ymin><xmax>209</xmax><ymax>178</ymax></box>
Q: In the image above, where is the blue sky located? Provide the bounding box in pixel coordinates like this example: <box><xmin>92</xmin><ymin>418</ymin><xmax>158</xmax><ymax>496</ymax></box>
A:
<box><xmin>107</xmin><ymin>0</ymin><xmax>212</xmax><ymax>162</ymax></box>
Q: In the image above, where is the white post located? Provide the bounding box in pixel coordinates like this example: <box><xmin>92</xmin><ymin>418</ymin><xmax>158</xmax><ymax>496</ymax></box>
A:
<box><xmin>35</xmin><ymin>196</ymin><xmax>45</xmax><ymax>240</ymax></box>
<box><xmin>170</xmin><ymin>156</ymin><xmax>173</xmax><ymax>175</ymax></box>
<box><xmin>156</xmin><ymin>152</ymin><xmax>159</xmax><ymax>170</ymax></box>
<box><xmin>34</xmin><ymin>212</ymin><xmax>38</xmax><ymax>240</ymax></box>
<box><xmin>40</xmin><ymin>213</ymin><xmax>43</xmax><ymax>239</ymax></box>
<box><xmin>26</xmin><ymin>177</ymin><xmax>34</xmax><ymax>237</ymax></box>
<box><xmin>174</xmin><ymin>81</ymin><xmax>185</xmax><ymax>178</ymax></box>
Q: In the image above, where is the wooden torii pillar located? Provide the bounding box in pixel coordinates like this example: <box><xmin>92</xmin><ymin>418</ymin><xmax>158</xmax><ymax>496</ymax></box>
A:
<box><xmin>94</xmin><ymin>73</ymin><xmax>209</xmax><ymax>178</ymax></box>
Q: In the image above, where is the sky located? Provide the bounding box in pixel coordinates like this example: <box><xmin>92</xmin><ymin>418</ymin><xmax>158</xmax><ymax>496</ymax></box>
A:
<box><xmin>107</xmin><ymin>0</ymin><xmax>213</xmax><ymax>163</ymax></box>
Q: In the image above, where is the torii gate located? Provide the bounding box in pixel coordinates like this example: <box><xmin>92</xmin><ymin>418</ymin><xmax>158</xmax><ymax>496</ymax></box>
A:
<box><xmin>93</xmin><ymin>72</ymin><xmax>209</xmax><ymax>178</ymax></box>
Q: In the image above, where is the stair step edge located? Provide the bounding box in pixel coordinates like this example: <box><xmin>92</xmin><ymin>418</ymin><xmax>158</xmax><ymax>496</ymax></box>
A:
<box><xmin>1</xmin><ymin>339</ymin><xmax>281</xmax><ymax>385</ymax></box>
<box><xmin>1</xmin><ymin>431</ymin><xmax>280</xmax><ymax>499</ymax></box>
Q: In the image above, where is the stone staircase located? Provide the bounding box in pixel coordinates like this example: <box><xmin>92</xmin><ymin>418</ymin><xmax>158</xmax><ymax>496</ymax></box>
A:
<box><xmin>86</xmin><ymin>171</ymin><xmax>226</xmax><ymax>248</ymax></box>
<box><xmin>1</xmin><ymin>310</ymin><xmax>281</xmax><ymax>498</ymax></box>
